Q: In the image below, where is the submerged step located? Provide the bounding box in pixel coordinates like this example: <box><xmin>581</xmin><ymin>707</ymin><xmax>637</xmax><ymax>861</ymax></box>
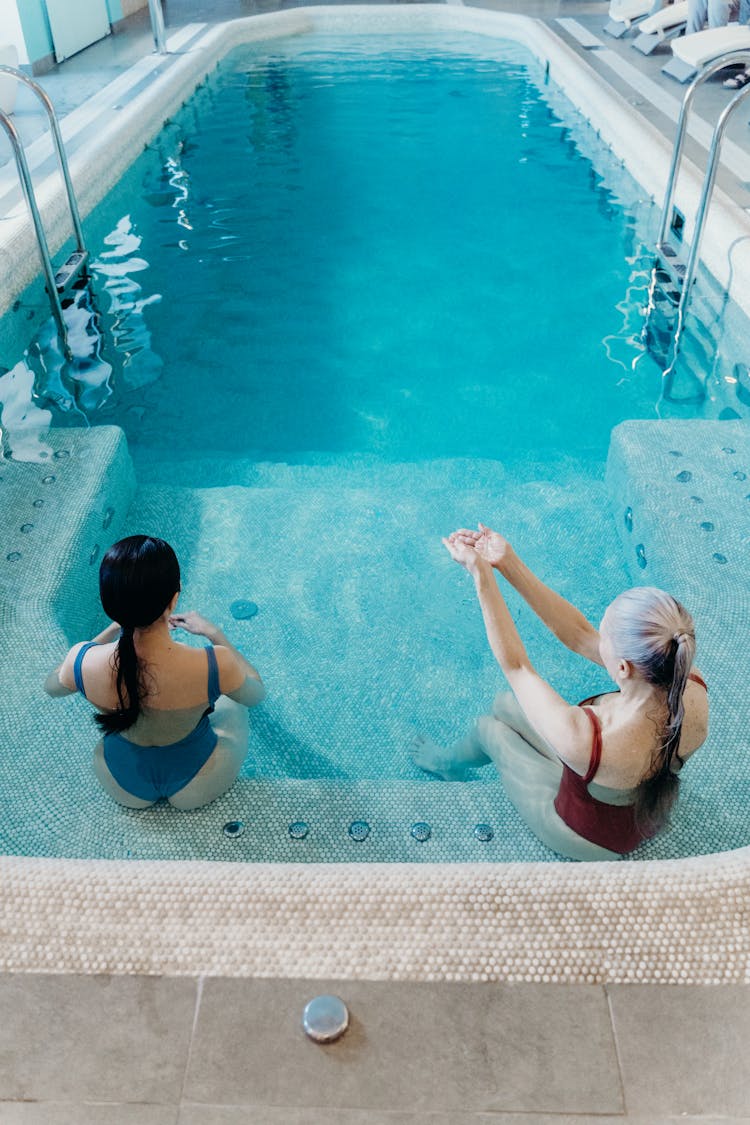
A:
<box><xmin>606</xmin><ymin>419</ymin><xmax>750</xmax><ymax>606</ymax></box>
<box><xmin>0</xmin><ymin>425</ymin><xmax>135</xmax><ymax>638</ymax></box>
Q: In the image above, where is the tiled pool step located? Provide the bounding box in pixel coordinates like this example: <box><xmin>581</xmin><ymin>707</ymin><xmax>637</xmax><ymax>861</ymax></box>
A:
<box><xmin>606</xmin><ymin>419</ymin><xmax>750</xmax><ymax>607</ymax></box>
<box><xmin>2</xmin><ymin>434</ymin><xmax>746</xmax><ymax>861</ymax></box>
<box><xmin>0</xmin><ymin>454</ymin><xmax>639</xmax><ymax>863</ymax></box>
<box><xmin>132</xmin><ymin>452</ymin><xmax>601</xmax><ymax>491</ymax></box>
<box><xmin>0</xmin><ymin>426</ymin><xmax>135</xmax><ymax>638</ymax></box>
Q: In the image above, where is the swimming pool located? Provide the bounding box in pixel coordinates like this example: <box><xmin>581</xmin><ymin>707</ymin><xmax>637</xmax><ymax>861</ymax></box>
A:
<box><xmin>1</xmin><ymin>7</ymin><xmax>749</xmax><ymax>982</ymax></box>
<box><xmin>2</xmin><ymin>19</ymin><xmax>748</xmax><ymax>863</ymax></box>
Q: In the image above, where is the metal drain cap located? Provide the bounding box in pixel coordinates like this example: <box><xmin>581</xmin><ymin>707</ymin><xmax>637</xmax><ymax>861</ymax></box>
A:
<box><xmin>223</xmin><ymin>820</ymin><xmax>245</xmax><ymax>838</ymax></box>
<box><xmin>302</xmin><ymin>995</ymin><xmax>349</xmax><ymax>1043</ymax></box>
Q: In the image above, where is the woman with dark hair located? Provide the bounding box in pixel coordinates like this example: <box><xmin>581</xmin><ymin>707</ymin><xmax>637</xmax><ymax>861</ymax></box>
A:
<box><xmin>45</xmin><ymin>535</ymin><xmax>265</xmax><ymax>810</ymax></box>
<box><xmin>411</xmin><ymin>524</ymin><xmax>709</xmax><ymax>860</ymax></box>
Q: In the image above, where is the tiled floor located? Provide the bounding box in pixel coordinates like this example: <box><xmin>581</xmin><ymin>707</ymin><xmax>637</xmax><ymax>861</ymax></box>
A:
<box><xmin>0</xmin><ymin>976</ymin><xmax>749</xmax><ymax>1121</ymax></box>
<box><xmin>3</xmin><ymin>3</ymin><xmax>750</xmax><ymax>1122</ymax></box>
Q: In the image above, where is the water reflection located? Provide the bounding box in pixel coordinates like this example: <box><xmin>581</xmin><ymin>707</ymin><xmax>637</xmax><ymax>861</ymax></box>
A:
<box><xmin>0</xmin><ymin>359</ymin><xmax>53</xmax><ymax>462</ymax></box>
<box><xmin>0</xmin><ymin>212</ymin><xmax>163</xmax><ymax>461</ymax></box>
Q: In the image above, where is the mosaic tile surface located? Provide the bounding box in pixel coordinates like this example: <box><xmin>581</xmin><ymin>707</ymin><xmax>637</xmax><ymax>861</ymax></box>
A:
<box><xmin>1</xmin><ymin>431</ymin><xmax>748</xmax><ymax>863</ymax></box>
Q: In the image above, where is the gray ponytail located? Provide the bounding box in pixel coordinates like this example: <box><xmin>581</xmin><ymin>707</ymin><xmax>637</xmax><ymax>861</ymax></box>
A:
<box><xmin>606</xmin><ymin>587</ymin><xmax>696</xmax><ymax>833</ymax></box>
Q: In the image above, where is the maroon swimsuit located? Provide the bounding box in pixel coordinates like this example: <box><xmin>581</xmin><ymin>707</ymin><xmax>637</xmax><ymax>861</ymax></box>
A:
<box><xmin>553</xmin><ymin>672</ymin><xmax>707</xmax><ymax>854</ymax></box>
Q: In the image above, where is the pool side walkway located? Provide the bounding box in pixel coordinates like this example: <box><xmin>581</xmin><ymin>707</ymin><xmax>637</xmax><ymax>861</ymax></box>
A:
<box><xmin>1</xmin><ymin>974</ymin><xmax>749</xmax><ymax>1123</ymax></box>
<box><xmin>1</xmin><ymin>2</ymin><xmax>749</xmax><ymax>1123</ymax></box>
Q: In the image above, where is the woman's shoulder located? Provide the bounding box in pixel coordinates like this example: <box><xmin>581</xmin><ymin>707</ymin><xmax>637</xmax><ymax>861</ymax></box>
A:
<box><xmin>58</xmin><ymin>639</ymin><xmax>114</xmax><ymax>691</ymax></box>
<box><xmin>211</xmin><ymin>644</ymin><xmax>245</xmax><ymax>690</ymax></box>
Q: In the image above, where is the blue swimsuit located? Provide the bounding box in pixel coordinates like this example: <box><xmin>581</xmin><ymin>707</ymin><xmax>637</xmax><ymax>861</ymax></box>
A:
<box><xmin>73</xmin><ymin>642</ymin><xmax>222</xmax><ymax>802</ymax></box>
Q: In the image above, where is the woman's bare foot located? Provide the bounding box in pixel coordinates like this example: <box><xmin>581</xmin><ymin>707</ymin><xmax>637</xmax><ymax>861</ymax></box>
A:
<box><xmin>409</xmin><ymin>734</ymin><xmax>469</xmax><ymax>781</ymax></box>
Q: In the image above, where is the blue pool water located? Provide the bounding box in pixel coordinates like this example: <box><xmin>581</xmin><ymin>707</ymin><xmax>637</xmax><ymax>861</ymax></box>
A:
<box><xmin>3</xmin><ymin>34</ymin><xmax>746</xmax><ymax>473</ymax></box>
<box><xmin>0</xmin><ymin>33</ymin><xmax>748</xmax><ymax>863</ymax></box>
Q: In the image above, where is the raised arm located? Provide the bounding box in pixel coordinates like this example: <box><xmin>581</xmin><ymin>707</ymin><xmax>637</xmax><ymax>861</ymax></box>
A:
<box><xmin>444</xmin><ymin>536</ymin><xmax>593</xmax><ymax>773</ymax></box>
<box><xmin>450</xmin><ymin>525</ymin><xmax>603</xmax><ymax>666</ymax></box>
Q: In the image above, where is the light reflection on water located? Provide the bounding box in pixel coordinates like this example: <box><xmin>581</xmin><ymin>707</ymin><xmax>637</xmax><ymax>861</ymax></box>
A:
<box><xmin>0</xmin><ymin>34</ymin><xmax>748</xmax><ymax>466</ymax></box>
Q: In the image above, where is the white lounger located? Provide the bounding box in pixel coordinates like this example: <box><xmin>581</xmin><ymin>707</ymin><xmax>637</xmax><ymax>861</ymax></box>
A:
<box><xmin>663</xmin><ymin>23</ymin><xmax>750</xmax><ymax>80</ymax></box>
<box><xmin>604</xmin><ymin>0</ymin><xmax>659</xmax><ymax>39</ymax></box>
<box><xmin>632</xmin><ymin>0</ymin><xmax>690</xmax><ymax>54</ymax></box>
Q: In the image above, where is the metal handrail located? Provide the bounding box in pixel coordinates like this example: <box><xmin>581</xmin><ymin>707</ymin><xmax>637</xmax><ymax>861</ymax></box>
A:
<box><xmin>655</xmin><ymin>51</ymin><xmax>750</xmax><ymax>393</ymax></box>
<box><xmin>679</xmin><ymin>76</ymin><xmax>750</xmax><ymax>304</ymax></box>
<box><xmin>0</xmin><ymin>109</ymin><xmax>69</xmax><ymax>349</ymax></box>
<box><xmin>0</xmin><ymin>64</ymin><xmax>86</xmax><ymax>254</ymax></box>
<box><xmin>148</xmin><ymin>0</ymin><xmax>168</xmax><ymax>55</ymax></box>
<box><xmin>0</xmin><ymin>65</ymin><xmax>92</xmax><ymax>358</ymax></box>
<box><xmin>657</xmin><ymin>50</ymin><xmax>750</xmax><ymax>250</ymax></box>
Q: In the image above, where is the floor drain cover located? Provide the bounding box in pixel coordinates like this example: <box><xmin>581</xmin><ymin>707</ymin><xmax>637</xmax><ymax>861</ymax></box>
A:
<box><xmin>302</xmin><ymin>995</ymin><xmax>349</xmax><ymax>1043</ymax></box>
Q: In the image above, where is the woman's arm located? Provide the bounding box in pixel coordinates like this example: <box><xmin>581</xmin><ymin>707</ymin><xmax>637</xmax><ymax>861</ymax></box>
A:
<box><xmin>450</xmin><ymin>525</ymin><xmax>603</xmax><ymax>666</ymax></box>
<box><xmin>44</xmin><ymin>622</ymin><xmax>121</xmax><ymax>697</ymax></box>
<box><xmin>445</xmin><ymin>537</ymin><xmax>593</xmax><ymax>772</ymax></box>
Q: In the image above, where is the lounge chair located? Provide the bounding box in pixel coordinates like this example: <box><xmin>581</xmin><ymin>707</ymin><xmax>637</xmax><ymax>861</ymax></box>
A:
<box><xmin>632</xmin><ymin>0</ymin><xmax>690</xmax><ymax>54</ymax></box>
<box><xmin>604</xmin><ymin>0</ymin><xmax>660</xmax><ymax>39</ymax></box>
<box><xmin>662</xmin><ymin>22</ymin><xmax>750</xmax><ymax>79</ymax></box>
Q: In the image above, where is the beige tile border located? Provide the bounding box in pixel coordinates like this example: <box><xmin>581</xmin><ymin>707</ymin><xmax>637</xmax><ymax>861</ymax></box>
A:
<box><xmin>1</xmin><ymin>852</ymin><xmax>748</xmax><ymax>981</ymax></box>
<box><xmin>1</xmin><ymin>7</ymin><xmax>749</xmax><ymax>982</ymax></box>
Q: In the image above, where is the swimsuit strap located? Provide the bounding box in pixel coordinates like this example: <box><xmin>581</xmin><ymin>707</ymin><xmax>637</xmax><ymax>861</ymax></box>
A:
<box><xmin>575</xmin><ymin>674</ymin><xmax>705</xmax><ymax>787</ymax></box>
<box><xmin>72</xmin><ymin>641</ymin><xmax>98</xmax><ymax>699</ymax></box>
<box><xmin>580</xmin><ymin>706</ymin><xmax>603</xmax><ymax>784</ymax></box>
<box><xmin>206</xmin><ymin>645</ymin><xmax>221</xmax><ymax>706</ymax></box>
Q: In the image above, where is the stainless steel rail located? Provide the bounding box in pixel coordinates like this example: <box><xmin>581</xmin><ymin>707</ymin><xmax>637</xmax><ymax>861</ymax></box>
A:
<box><xmin>0</xmin><ymin>111</ymin><xmax>70</xmax><ymax>349</ymax></box>
<box><xmin>653</xmin><ymin>51</ymin><xmax>750</xmax><ymax>398</ymax></box>
<box><xmin>657</xmin><ymin>50</ymin><xmax>750</xmax><ymax>307</ymax></box>
<box><xmin>148</xmin><ymin>0</ymin><xmax>168</xmax><ymax>55</ymax></box>
<box><xmin>0</xmin><ymin>65</ymin><xmax>86</xmax><ymax>254</ymax></box>
<box><xmin>0</xmin><ymin>65</ymin><xmax>90</xmax><ymax>358</ymax></box>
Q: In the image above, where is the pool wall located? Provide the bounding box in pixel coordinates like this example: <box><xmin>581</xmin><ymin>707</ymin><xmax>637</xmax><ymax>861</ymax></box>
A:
<box><xmin>1</xmin><ymin>6</ymin><xmax>749</xmax><ymax>983</ymax></box>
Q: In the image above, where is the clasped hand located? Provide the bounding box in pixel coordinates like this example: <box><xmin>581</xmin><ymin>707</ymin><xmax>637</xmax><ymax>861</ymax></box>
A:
<box><xmin>442</xmin><ymin>523</ymin><xmax>511</xmax><ymax>573</ymax></box>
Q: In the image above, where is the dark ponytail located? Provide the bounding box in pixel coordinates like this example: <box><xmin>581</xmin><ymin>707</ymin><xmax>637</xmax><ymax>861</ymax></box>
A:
<box><xmin>95</xmin><ymin>536</ymin><xmax>180</xmax><ymax>735</ymax></box>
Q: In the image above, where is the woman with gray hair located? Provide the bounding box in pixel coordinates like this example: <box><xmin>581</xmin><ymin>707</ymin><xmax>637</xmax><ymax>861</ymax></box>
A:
<box><xmin>411</xmin><ymin>524</ymin><xmax>708</xmax><ymax>860</ymax></box>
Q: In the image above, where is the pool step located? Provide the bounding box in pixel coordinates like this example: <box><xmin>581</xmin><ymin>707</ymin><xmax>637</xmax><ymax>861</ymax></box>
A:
<box><xmin>132</xmin><ymin>452</ymin><xmax>607</xmax><ymax>493</ymax></box>
<box><xmin>606</xmin><ymin>418</ymin><xmax>750</xmax><ymax>619</ymax></box>
<box><xmin>644</xmin><ymin>263</ymin><xmax>745</xmax><ymax>409</ymax></box>
<box><xmin>0</xmin><ymin>426</ymin><xmax>136</xmax><ymax>639</ymax></box>
<box><xmin>122</xmin><ymin>463</ymin><xmax>625</xmax><ymax>788</ymax></box>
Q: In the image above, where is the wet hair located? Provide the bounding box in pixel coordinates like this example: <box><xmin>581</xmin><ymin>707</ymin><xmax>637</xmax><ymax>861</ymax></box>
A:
<box><xmin>605</xmin><ymin>586</ymin><xmax>696</xmax><ymax>835</ymax></box>
<box><xmin>95</xmin><ymin>535</ymin><xmax>180</xmax><ymax>734</ymax></box>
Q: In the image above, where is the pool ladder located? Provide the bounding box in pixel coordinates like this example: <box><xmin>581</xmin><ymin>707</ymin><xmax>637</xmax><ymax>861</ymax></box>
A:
<box><xmin>648</xmin><ymin>51</ymin><xmax>750</xmax><ymax>401</ymax></box>
<box><xmin>0</xmin><ymin>64</ymin><xmax>89</xmax><ymax>359</ymax></box>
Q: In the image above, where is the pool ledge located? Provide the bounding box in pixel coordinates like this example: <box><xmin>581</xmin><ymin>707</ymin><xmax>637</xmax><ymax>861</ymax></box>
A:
<box><xmin>1</xmin><ymin>850</ymin><xmax>748</xmax><ymax>982</ymax></box>
<box><xmin>1</xmin><ymin>5</ymin><xmax>750</xmax><ymax>319</ymax></box>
